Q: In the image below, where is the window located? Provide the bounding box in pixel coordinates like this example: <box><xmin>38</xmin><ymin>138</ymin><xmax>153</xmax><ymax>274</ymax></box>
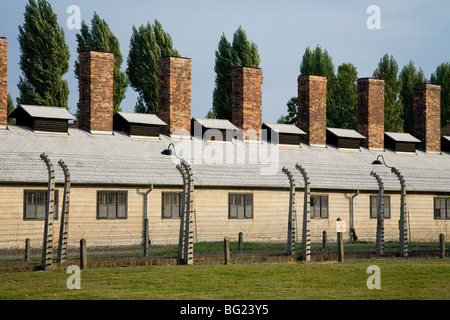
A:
<box><xmin>434</xmin><ymin>197</ymin><xmax>450</xmax><ymax>220</ymax></box>
<box><xmin>310</xmin><ymin>195</ymin><xmax>328</xmax><ymax>218</ymax></box>
<box><xmin>97</xmin><ymin>191</ymin><xmax>127</xmax><ymax>219</ymax></box>
<box><xmin>229</xmin><ymin>193</ymin><xmax>253</xmax><ymax>219</ymax></box>
<box><xmin>24</xmin><ymin>190</ymin><xmax>58</xmax><ymax>220</ymax></box>
<box><xmin>370</xmin><ymin>196</ymin><xmax>391</xmax><ymax>219</ymax></box>
<box><xmin>162</xmin><ymin>192</ymin><xmax>181</xmax><ymax>219</ymax></box>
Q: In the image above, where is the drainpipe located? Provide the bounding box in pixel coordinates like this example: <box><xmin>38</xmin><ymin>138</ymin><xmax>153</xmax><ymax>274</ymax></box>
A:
<box><xmin>345</xmin><ymin>190</ymin><xmax>359</xmax><ymax>242</ymax></box>
<box><xmin>138</xmin><ymin>185</ymin><xmax>153</xmax><ymax>257</ymax></box>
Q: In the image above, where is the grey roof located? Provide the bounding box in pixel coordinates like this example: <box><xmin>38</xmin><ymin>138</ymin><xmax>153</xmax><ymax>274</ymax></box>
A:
<box><xmin>326</xmin><ymin>127</ymin><xmax>365</xmax><ymax>139</ymax></box>
<box><xmin>9</xmin><ymin>105</ymin><xmax>76</xmax><ymax>120</ymax></box>
<box><xmin>115</xmin><ymin>112</ymin><xmax>166</xmax><ymax>126</ymax></box>
<box><xmin>385</xmin><ymin>132</ymin><xmax>421</xmax><ymax>143</ymax></box>
<box><xmin>193</xmin><ymin>118</ymin><xmax>238</xmax><ymax>130</ymax></box>
<box><xmin>263</xmin><ymin>123</ymin><xmax>306</xmax><ymax>135</ymax></box>
<box><xmin>0</xmin><ymin>125</ymin><xmax>450</xmax><ymax>193</ymax></box>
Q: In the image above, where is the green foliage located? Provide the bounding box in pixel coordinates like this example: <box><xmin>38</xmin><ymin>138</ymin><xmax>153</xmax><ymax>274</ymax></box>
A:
<box><xmin>283</xmin><ymin>96</ymin><xmax>298</xmax><ymax>125</ymax></box>
<box><xmin>334</xmin><ymin>63</ymin><xmax>358</xmax><ymax>129</ymax></box>
<box><xmin>430</xmin><ymin>62</ymin><xmax>450</xmax><ymax>127</ymax></box>
<box><xmin>75</xmin><ymin>12</ymin><xmax>128</xmax><ymax>113</ymax></box>
<box><xmin>127</xmin><ymin>20</ymin><xmax>180</xmax><ymax>114</ymax></box>
<box><xmin>212</xmin><ymin>26</ymin><xmax>261</xmax><ymax>121</ymax></box>
<box><xmin>373</xmin><ymin>54</ymin><xmax>404</xmax><ymax>132</ymax></box>
<box><xmin>299</xmin><ymin>45</ymin><xmax>338</xmax><ymax>127</ymax></box>
<box><xmin>205</xmin><ymin>109</ymin><xmax>217</xmax><ymax>119</ymax></box>
<box><xmin>17</xmin><ymin>0</ymin><xmax>70</xmax><ymax>109</ymax></box>
<box><xmin>7</xmin><ymin>94</ymin><xmax>15</xmax><ymax>124</ymax></box>
<box><xmin>276</xmin><ymin>115</ymin><xmax>286</xmax><ymax>124</ymax></box>
<box><xmin>212</xmin><ymin>35</ymin><xmax>233</xmax><ymax>120</ymax></box>
<box><xmin>231</xmin><ymin>26</ymin><xmax>261</xmax><ymax>68</ymax></box>
<box><xmin>399</xmin><ymin>61</ymin><xmax>427</xmax><ymax>133</ymax></box>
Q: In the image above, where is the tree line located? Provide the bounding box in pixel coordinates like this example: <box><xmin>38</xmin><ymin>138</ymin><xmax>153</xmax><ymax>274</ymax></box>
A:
<box><xmin>14</xmin><ymin>0</ymin><xmax>180</xmax><ymax>117</ymax></box>
<box><xmin>12</xmin><ymin>0</ymin><xmax>450</xmax><ymax>133</ymax></box>
<box><xmin>279</xmin><ymin>46</ymin><xmax>450</xmax><ymax>133</ymax></box>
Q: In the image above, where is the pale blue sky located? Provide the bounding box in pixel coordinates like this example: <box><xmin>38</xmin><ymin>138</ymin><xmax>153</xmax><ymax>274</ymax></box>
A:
<box><xmin>0</xmin><ymin>0</ymin><xmax>449</xmax><ymax>123</ymax></box>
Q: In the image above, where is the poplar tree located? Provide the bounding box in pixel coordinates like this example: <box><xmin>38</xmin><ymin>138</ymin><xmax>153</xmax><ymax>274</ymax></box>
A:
<box><xmin>75</xmin><ymin>12</ymin><xmax>128</xmax><ymax>113</ymax></box>
<box><xmin>127</xmin><ymin>20</ymin><xmax>179</xmax><ymax>114</ymax></box>
<box><xmin>283</xmin><ymin>97</ymin><xmax>298</xmax><ymax>125</ymax></box>
<box><xmin>334</xmin><ymin>63</ymin><xmax>358</xmax><ymax>129</ymax></box>
<box><xmin>211</xmin><ymin>26</ymin><xmax>261</xmax><ymax>121</ymax></box>
<box><xmin>17</xmin><ymin>0</ymin><xmax>70</xmax><ymax>109</ymax></box>
<box><xmin>211</xmin><ymin>34</ymin><xmax>233</xmax><ymax>120</ymax></box>
<box><xmin>430</xmin><ymin>62</ymin><xmax>450</xmax><ymax>127</ymax></box>
<box><xmin>373</xmin><ymin>54</ymin><xmax>404</xmax><ymax>132</ymax></box>
<box><xmin>7</xmin><ymin>94</ymin><xmax>15</xmax><ymax>125</ymax></box>
<box><xmin>399</xmin><ymin>60</ymin><xmax>427</xmax><ymax>133</ymax></box>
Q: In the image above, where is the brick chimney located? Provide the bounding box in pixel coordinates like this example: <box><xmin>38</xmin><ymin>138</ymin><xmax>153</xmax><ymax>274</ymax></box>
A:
<box><xmin>0</xmin><ymin>37</ymin><xmax>7</xmax><ymax>127</ymax></box>
<box><xmin>158</xmin><ymin>56</ymin><xmax>191</xmax><ymax>135</ymax></box>
<box><xmin>78</xmin><ymin>51</ymin><xmax>114</xmax><ymax>133</ymax></box>
<box><xmin>297</xmin><ymin>75</ymin><xmax>327</xmax><ymax>146</ymax></box>
<box><xmin>231</xmin><ymin>67</ymin><xmax>262</xmax><ymax>141</ymax></box>
<box><xmin>357</xmin><ymin>78</ymin><xmax>385</xmax><ymax>149</ymax></box>
<box><xmin>413</xmin><ymin>83</ymin><xmax>441</xmax><ymax>152</ymax></box>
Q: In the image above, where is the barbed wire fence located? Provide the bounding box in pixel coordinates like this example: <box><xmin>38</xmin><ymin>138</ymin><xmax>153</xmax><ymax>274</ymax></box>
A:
<box><xmin>0</xmin><ymin>201</ymin><xmax>447</xmax><ymax>265</ymax></box>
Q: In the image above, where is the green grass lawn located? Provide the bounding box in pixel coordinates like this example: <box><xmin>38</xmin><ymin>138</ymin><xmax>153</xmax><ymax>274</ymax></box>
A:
<box><xmin>0</xmin><ymin>258</ymin><xmax>448</xmax><ymax>300</ymax></box>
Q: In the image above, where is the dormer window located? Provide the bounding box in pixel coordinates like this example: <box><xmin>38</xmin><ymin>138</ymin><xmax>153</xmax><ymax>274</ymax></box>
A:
<box><xmin>113</xmin><ymin>112</ymin><xmax>166</xmax><ymax>138</ymax></box>
<box><xmin>262</xmin><ymin>123</ymin><xmax>306</xmax><ymax>145</ymax></box>
<box><xmin>8</xmin><ymin>105</ymin><xmax>75</xmax><ymax>133</ymax></box>
<box><xmin>384</xmin><ymin>132</ymin><xmax>420</xmax><ymax>153</ymax></box>
<box><xmin>326</xmin><ymin>127</ymin><xmax>365</xmax><ymax>149</ymax></box>
<box><xmin>191</xmin><ymin>118</ymin><xmax>239</xmax><ymax>142</ymax></box>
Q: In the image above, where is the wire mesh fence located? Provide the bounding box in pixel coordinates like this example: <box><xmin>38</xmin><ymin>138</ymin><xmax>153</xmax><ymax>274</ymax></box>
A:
<box><xmin>0</xmin><ymin>235</ymin><xmax>447</xmax><ymax>266</ymax></box>
<box><xmin>0</xmin><ymin>188</ymin><xmax>449</xmax><ymax>266</ymax></box>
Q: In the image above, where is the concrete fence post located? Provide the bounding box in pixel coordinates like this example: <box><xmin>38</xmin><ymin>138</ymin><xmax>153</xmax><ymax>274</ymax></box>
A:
<box><xmin>238</xmin><ymin>232</ymin><xmax>243</xmax><ymax>253</ymax></box>
<box><xmin>25</xmin><ymin>238</ymin><xmax>31</xmax><ymax>262</ymax></box>
<box><xmin>440</xmin><ymin>233</ymin><xmax>445</xmax><ymax>258</ymax></box>
<box><xmin>224</xmin><ymin>238</ymin><xmax>230</xmax><ymax>265</ymax></box>
<box><xmin>337</xmin><ymin>218</ymin><xmax>344</xmax><ymax>262</ymax></box>
<box><xmin>80</xmin><ymin>238</ymin><xmax>87</xmax><ymax>269</ymax></box>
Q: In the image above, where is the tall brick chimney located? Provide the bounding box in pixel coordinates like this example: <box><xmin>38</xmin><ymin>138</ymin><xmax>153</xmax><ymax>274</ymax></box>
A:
<box><xmin>357</xmin><ymin>78</ymin><xmax>385</xmax><ymax>149</ymax></box>
<box><xmin>158</xmin><ymin>56</ymin><xmax>191</xmax><ymax>135</ymax></box>
<box><xmin>412</xmin><ymin>83</ymin><xmax>441</xmax><ymax>153</ymax></box>
<box><xmin>78</xmin><ymin>51</ymin><xmax>114</xmax><ymax>133</ymax></box>
<box><xmin>231</xmin><ymin>67</ymin><xmax>263</xmax><ymax>141</ymax></box>
<box><xmin>297</xmin><ymin>75</ymin><xmax>327</xmax><ymax>146</ymax></box>
<box><xmin>0</xmin><ymin>37</ymin><xmax>7</xmax><ymax>127</ymax></box>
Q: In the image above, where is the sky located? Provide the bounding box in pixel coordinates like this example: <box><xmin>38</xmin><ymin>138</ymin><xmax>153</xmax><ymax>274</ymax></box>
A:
<box><xmin>0</xmin><ymin>0</ymin><xmax>449</xmax><ymax>123</ymax></box>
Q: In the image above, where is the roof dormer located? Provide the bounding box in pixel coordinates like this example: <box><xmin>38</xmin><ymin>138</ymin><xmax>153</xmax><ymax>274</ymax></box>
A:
<box><xmin>8</xmin><ymin>105</ymin><xmax>75</xmax><ymax>133</ymax></box>
<box><xmin>113</xmin><ymin>112</ymin><xmax>166</xmax><ymax>138</ymax></box>
<box><xmin>262</xmin><ymin>123</ymin><xmax>305</xmax><ymax>146</ymax></box>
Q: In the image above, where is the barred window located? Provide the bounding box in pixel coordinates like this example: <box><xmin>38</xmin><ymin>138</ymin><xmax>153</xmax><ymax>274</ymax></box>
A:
<box><xmin>162</xmin><ymin>192</ymin><xmax>181</xmax><ymax>219</ymax></box>
<box><xmin>434</xmin><ymin>197</ymin><xmax>450</xmax><ymax>220</ymax></box>
<box><xmin>97</xmin><ymin>191</ymin><xmax>127</xmax><ymax>219</ymax></box>
<box><xmin>310</xmin><ymin>195</ymin><xmax>328</xmax><ymax>219</ymax></box>
<box><xmin>370</xmin><ymin>196</ymin><xmax>391</xmax><ymax>219</ymax></box>
<box><xmin>229</xmin><ymin>193</ymin><xmax>253</xmax><ymax>219</ymax></box>
<box><xmin>24</xmin><ymin>190</ymin><xmax>58</xmax><ymax>220</ymax></box>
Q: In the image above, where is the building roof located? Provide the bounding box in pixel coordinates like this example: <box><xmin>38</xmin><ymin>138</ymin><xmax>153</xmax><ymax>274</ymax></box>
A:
<box><xmin>115</xmin><ymin>112</ymin><xmax>166</xmax><ymax>126</ymax></box>
<box><xmin>193</xmin><ymin>118</ymin><xmax>238</xmax><ymax>130</ymax></box>
<box><xmin>326</xmin><ymin>127</ymin><xmax>365</xmax><ymax>139</ymax></box>
<box><xmin>263</xmin><ymin>123</ymin><xmax>306</xmax><ymax>135</ymax></box>
<box><xmin>1</xmin><ymin>125</ymin><xmax>450</xmax><ymax>193</ymax></box>
<box><xmin>9</xmin><ymin>105</ymin><xmax>76</xmax><ymax>121</ymax></box>
<box><xmin>385</xmin><ymin>132</ymin><xmax>421</xmax><ymax>143</ymax></box>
